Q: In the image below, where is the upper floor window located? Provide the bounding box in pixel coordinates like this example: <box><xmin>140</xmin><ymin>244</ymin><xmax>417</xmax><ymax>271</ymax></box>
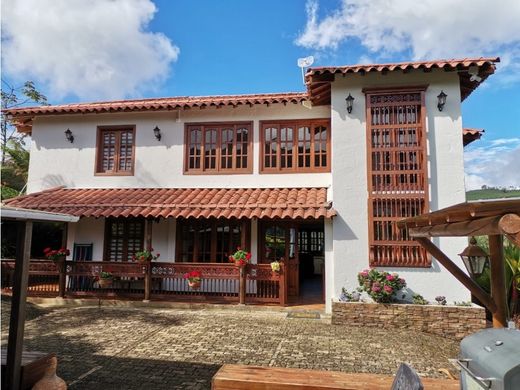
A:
<box><xmin>260</xmin><ymin>120</ymin><xmax>330</xmax><ymax>173</ymax></box>
<box><xmin>96</xmin><ymin>126</ymin><xmax>135</xmax><ymax>175</ymax></box>
<box><xmin>184</xmin><ymin>122</ymin><xmax>252</xmax><ymax>174</ymax></box>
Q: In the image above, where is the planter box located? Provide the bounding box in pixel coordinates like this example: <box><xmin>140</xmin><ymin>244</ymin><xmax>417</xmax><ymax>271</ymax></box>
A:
<box><xmin>332</xmin><ymin>300</ymin><xmax>486</xmax><ymax>340</ymax></box>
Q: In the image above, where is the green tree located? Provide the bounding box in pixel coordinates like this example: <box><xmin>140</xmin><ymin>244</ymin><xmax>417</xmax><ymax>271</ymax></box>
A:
<box><xmin>1</xmin><ymin>80</ymin><xmax>47</xmax><ymax>199</ymax></box>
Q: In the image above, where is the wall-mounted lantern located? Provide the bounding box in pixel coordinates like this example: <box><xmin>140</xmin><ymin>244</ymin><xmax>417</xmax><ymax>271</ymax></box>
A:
<box><xmin>64</xmin><ymin>128</ymin><xmax>74</xmax><ymax>143</ymax></box>
<box><xmin>153</xmin><ymin>126</ymin><xmax>162</xmax><ymax>141</ymax></box>
<box><xmin>345</xmin><ymin>93</ymin><xmax>355</xmax><ymax>114</ymax></box>
<box><xmin>437</xmin><ymin>90</ymin><xmax>447</xmax><ymax>111</ymax></box>
<box><xmin>459</xmin><ymin>237</ymin><xmax>489</xmax><ymax>278</ymax></box>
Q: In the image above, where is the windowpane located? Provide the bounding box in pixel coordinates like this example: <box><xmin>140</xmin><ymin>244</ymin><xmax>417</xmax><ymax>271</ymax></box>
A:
<box><xmin>204</xmin><ymin>129</ymin><xmax>217</xmax><ymax>170</ymax></box>
<box><xmin>221</xmin><ymin>128</ymin><xmax>234</xmax><ymax>169</ymax></box>
<box><xmin>188</xmin><ymin>128</ymin><xmax>202</xmax><ymax>169</ymax></box>
<box><xmin>261</xmin><ymin>121</ymin><xmax>329</xmax><ymax>172</ymax></box>
<box><xmin>106</xmin><ymin>219</ymin><xmax>144</xmax><ymax>262</ymax></box>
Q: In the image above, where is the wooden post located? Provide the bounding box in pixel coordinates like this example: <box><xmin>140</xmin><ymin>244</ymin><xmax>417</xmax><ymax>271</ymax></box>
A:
<box><xmin>415</xmin><ymin>237</ymin><xmax>497</xmax><ymax>313</ymax></box>
<box><xmin>239</xmin><ymin>266</ymin><xmax>246</xmax><ymax>305</ymax></box>
<box><xmin>489</xmin><ymin>235</ymin><xmax>507</xmax><ymax>328</ymax></box>
<box><xmin>58</xmin><ymin>259</ymin><xmax>66</xmax><ymax>298</ymax></box>
<box><xmin>143</xmin><ymin>219</ymin><xmax>153</xmax><ymax>302</ymax></box>
<box><xmin>279</xmin><ymin>262</ymin><xmax>288</xmax><ymax>306</ymax></box>
<box><xmin>6</xmin><ymin>221</ymin><xmax>33</xmax><ymax>390</ymax></box>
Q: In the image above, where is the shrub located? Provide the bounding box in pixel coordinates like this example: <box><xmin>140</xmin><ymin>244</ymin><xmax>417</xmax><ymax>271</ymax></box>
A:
<box><xmin>412</xmin><ymin>293</ymin><xmax>428</xmax><ymax>305</ymax></box>
<box><xmin>357</xmin><ymin>269</ymin><xmax>406</xmax><ymax>303</ymax></box>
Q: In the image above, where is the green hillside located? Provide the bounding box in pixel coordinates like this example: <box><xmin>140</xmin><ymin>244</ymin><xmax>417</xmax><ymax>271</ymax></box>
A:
<box><xmin>466</xmin><ymin>189</ymin><xmax>520</xmax><ymax>201</ymax></box>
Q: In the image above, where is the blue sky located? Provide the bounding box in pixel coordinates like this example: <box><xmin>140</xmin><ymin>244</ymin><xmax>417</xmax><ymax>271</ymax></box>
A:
<box><xmin>2</xmin><ymin>0</ymin><xmax>519</xmax><ymax>188</ymax></box>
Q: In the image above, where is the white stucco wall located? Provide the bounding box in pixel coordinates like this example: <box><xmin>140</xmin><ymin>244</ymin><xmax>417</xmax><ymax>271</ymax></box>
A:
<box><xmin>330</xmin><ymin>69</ymin><xmax>469</xmax><ymax>305</ymax></box>
<box><xmin>27</xmin><ymin>103</ymin><xmax>331</xmax><ymax>193</ymax></box>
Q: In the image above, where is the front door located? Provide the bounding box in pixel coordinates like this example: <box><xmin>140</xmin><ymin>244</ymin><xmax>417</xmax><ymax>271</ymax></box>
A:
<box><xmin>259</xmin><ymin>222</ymin><xmax>299</xmax><ymax>297</ymax></box>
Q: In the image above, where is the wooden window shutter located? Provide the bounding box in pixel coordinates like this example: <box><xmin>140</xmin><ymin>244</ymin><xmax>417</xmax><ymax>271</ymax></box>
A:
<box><xmin>366</xmin><ymin>89</ymin><xmax>430</xmax><ymax>267</ymax></box>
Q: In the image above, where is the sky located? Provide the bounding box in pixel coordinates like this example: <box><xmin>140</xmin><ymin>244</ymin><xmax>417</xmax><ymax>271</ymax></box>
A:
<box><xmin>1</xmin><ymin>0</ymin><xmax>519</xmax><ymax>190</ymax></box>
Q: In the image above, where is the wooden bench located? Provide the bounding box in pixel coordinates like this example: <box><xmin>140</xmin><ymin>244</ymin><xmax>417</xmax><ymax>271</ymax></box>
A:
<box><xmin>212</xmin><ymin>364</ymin><xmax>459</xmax><ymax>390</ymax></box>
<box><xmin>1</xmin><ymin>349</ymin><xmax>55</xmax><ymax>390</ymax></box>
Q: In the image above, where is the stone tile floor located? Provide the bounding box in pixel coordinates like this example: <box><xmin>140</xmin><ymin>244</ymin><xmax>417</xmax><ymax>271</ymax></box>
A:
<box><xmin>1</xmin><ymin>297</ymin><xmax>459</xmax><ymax>389</ymax></box>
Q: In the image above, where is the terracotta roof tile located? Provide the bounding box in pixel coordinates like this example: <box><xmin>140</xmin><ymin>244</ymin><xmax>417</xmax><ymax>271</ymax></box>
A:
<box><xmin>305</xmin><ymin>57</ymin><xmax>499</xmax><ymax>105</ymax></box>
<box><xmin>462</xmin><ymin>128</ymin><xmax>484</xmax><ymax>146</ymax></box>
<box><xmin>4</xmin><ymin>187</ymin><xmax>336</xmax><ymax>220</ymax></box>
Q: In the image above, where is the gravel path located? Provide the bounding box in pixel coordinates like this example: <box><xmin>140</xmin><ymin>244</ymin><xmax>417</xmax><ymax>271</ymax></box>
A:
<box><xmin>1</xmin><ymin>297</ymin><xmax>459</xmax><ymax>389</ymax></box>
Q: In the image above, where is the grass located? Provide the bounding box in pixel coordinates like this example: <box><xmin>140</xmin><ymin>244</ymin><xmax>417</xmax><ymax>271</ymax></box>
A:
<box><xmin>466</xmin><ymin>189</ymin><xmax>520</xmax><ymax>201</ymax></box>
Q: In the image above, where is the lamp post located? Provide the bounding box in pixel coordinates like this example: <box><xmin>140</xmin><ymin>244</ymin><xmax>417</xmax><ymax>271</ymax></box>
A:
<box><xmin>153</xmin><ymin>126</ymin><xmax>162</xmax><ymax>141</ymax></box>
<box><xmin>459</xmin><ymin>237</ymin><xmax>489</xmax><ymax>278</ymax></box>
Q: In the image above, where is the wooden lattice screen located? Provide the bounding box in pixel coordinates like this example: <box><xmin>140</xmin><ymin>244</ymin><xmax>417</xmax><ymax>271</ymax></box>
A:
<box><xmin>366</xmin><ymin>88</ymin><xmax>430</xmax><ymax>267</ymax></box>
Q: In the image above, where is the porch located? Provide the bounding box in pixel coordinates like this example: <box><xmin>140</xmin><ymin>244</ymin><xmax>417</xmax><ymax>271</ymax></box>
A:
<box><xmin>3</xmin><ymin>187</ymin><xmax>336</xmax><ymax>307</ymax></box>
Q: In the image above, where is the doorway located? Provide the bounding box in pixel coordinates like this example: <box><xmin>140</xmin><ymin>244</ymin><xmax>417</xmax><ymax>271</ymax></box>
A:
<box><xmin>258</xmin><ymin>220</ymin><xmax>324</xmax><ymax>303</ymax></box>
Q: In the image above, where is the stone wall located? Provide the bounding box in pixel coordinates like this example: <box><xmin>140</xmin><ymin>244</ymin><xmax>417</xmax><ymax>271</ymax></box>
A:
<box><xmin>332</xmin><ymin>300</ymin><xmax>486</xmax><ymax>340</ymax></box>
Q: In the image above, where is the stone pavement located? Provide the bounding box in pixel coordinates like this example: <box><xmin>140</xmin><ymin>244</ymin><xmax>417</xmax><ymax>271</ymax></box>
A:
<box><xmin>1</xmin><ymin>298</ymin><xmax>459</xmax><ymax>389</ymax></box>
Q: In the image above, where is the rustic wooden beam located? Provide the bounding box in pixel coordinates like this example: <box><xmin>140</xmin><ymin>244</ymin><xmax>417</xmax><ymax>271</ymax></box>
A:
<box><xmin>489</xmin><ymin>235</ymin><xmax>507</xmax><ymax>328</ymax></box>
<box><xmin>408</xmin><ymin>215</ymin><xmax>502</xmax><ymax>237</ymax></box>
<box><xmin>6</xmin><ymin>221</ymin><xmax>33</xmax><ymax>390</ymax></box>
<box><xmin>499</xmin><ymin>213</ymin><xmax>520</xmax><ymax>247</ymax></box>
<box><xmin>415</xmin><ymin>237</ymin><xmax>497</xmax><ymax>313</ymax></box>
<box><xmin>143</xmin><ymin>219</ymin><xmax>153</xmax><ymax>302</ymax></box>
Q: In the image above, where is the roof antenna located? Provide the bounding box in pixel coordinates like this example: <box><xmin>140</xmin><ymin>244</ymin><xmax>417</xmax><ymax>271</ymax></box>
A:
<box><xmin>297</xmin><ymin>56</ymin><xmax>314</xmax><ymax>85</ymax></box>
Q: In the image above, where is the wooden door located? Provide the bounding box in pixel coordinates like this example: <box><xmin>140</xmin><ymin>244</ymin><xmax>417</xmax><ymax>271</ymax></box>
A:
<box><xmin>259</xmin><ymin>222</ymin><xmax>299</xmax><ymax>297</ymax></box>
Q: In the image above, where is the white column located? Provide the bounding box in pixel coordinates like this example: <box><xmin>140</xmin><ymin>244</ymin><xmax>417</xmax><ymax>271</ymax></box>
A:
<box><xmin>66</xmin><ymin>222</ymin><xmax>77</xmax><ymax>260</ymax></box>
<box><xmin>167</xmin><ymin>218</ymin><xmax>176</xmax><ymax>262</ymax></box>
<box><xmin>324</xmin><ymin>218</ymin><xmax>334</xmax><ymax>313</ymax></box>
<box><xmin>250</xmin><ymin>218</ymin><xmax>258</xmax><ymax>264</ymax></box>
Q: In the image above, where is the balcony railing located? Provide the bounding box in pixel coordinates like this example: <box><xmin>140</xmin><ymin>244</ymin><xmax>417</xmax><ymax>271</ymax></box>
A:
<box><xmin>1</xmin><ymin>259</ymin><xmax>287</xmax><ymax>306</ymax></box>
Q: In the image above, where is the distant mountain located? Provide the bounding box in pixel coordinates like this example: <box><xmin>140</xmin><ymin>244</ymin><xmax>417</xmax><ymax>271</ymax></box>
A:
<box><xmin>466</xmin><ymin>189</ymin><xmax>520</xmax><ymax>201</ymax></box>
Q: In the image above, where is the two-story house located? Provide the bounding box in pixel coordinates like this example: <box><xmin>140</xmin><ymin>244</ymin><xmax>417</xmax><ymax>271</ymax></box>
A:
<box><xmin>4</xmin><ymin>57</ymin><xmax>499</xmax><ymax>311</ymax></box>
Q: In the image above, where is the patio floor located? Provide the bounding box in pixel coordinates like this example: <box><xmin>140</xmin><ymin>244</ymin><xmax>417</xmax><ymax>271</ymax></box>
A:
<box><xmin>1</xmin><ymin>296</ymin><xmax>459</xmax><ymax>389</ymax></box>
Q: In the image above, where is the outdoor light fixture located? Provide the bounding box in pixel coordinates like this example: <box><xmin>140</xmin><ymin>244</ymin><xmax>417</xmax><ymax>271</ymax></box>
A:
<box><xmin>345</xmin><ymin>93</ymin><xmax>355</xmax><ymax>114</ymax></box>
<box><xmin>459</xmin><ymin>236</ymin><xmax>489</xmax><ymax>278</ymax></box>
<box><xmin>153</xmin><ymin>126</ymin><xmax>162</xmax><ymax>141</ymax></box>
<box><xmin>437</xmin><ymin>90</ymin><xmax>447</xmax><ymax>111</ymax></box>
<box><xmin>64</xmin><ymin>128</ymin><xmax>74</xmax><ymax>143</ymax></box>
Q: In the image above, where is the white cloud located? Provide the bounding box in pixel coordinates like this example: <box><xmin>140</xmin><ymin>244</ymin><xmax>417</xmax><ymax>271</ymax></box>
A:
<box><xmin>296</xmin><ymin>0</ymin><xmax>520</xmax><ymax>83</ymax></box>
<box><xmin>1</xmin><ymin>0</ymin><xmax>180</xmax><ymax>100</ymax></box>
<box><xmin>464</xmin><ymin>140</ymin><xmax>520</xmax><ymax>190</ymax></box>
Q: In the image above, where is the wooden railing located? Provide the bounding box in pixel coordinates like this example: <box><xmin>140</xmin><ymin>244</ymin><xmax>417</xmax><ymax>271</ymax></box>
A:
<box><xmin>1</xmin><ymin>259</ymin><xmax>287</xmax><ymax>305</ymax></box>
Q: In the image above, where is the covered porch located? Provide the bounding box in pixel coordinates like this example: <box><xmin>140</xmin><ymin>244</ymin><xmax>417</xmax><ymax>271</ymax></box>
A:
<box><xmin>2</xmin><ymin>187</ymin><xmax>335</xmax><ymax>307</ymax></box>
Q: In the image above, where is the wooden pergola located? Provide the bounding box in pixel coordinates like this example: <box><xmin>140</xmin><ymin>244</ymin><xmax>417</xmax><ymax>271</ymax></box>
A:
<box><xmin>2</xmin><ymin>206</ymin><xmax>78</xmax><ymax>390</ymax></box>
<box><xmin>398</xmin><ymin>198</ymin><xmax>520</xmax><ymax>328</ymax></box>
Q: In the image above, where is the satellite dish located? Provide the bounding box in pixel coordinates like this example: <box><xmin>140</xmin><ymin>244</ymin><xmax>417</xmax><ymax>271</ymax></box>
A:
<box><xmin>297</xmin><ymin>56</ymin><xmax>314</xmax><ymax>68</ymax></box>
<box><xmin>297</xmin><ymin>56</ymin><xmax>314</xmax><ymax>84</ymax></box>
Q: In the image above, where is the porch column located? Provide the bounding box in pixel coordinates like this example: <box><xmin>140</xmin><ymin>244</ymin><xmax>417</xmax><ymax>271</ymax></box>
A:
<box><xmin>6</xmin><ymin>221</ymin><xmax>32</xmax><ymax>390</ymax></box>
<box><xmin>489</xmin><ymin>235</ymin><xmax>507</xmax><ymax>328</ymax></box>
<box><xmin>250</xmin><ymin>219</ymin><xmax>258</xmax><ymax>264</ymax></box>
<box><xmin>324</xmin><ymin>218</ymin><xmax>334</xmax><ymax>313</ymax></box>
<box><xmin>144</xmin><ymin>219</ymin><xmax>153</xmax><ymax>302</ymax></box>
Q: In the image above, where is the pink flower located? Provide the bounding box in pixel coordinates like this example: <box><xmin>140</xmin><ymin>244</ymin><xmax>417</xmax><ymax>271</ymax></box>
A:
<box><xmin>371</xmin><ymin>286</ymin><xmax>381</xmax><ymax>292</ymax></box>
<box><xmin>399</xmin><ymin>278</ymin><xmax>405</xmax><ymax>284</ymax></box>
<box><xmin>386</xmin><ymin>274</ymin><xmax>394</xmax><ymax>281</ymax></box>
<box><xmin>384</xmin><ymin>285</ymin><xmax>393</xmax><ymax>293</ymax></box>
<box><xmin>359</xmin><ymin>271</ymin><xmax>369</xmax><ymax>277</ymax></box>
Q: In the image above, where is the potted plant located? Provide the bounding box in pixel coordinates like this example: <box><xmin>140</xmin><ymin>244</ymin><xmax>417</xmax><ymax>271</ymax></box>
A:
<box><xmin>98</xmin><ymin>271</ymin><xmax>113</xmax><ymax>288</ymax></box>
<box><xmin>184</xmin><ymin>270</ymin><xmax>202</xmax><ymax>290</ymax></box>
<box><xmin>43</xmin><ymin>247</ymin><xmax>70</xmax><ymax>262</ymax></box>
<box><xmin>133</xmin><ymin>247</ymin><xmax>160</xmax><ymax>263</ymax></box>
<box><xmin>357</xmin><ymin>268</ymin><xmax>406</xmax><ymax>303</ymax></box>
<box><xmin>270</xmin><ymin>260</ymin><xmax>281</xmax><ymax>273</ymax></box>
<box><xmin>228</xmin><ymin>247</ymin><xmax>251</xmax><ymax>267</ymax></box>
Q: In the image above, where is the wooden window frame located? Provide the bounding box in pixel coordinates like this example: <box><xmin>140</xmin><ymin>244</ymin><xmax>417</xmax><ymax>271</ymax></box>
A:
<box><xmin>175</xmin><ymin>218</ymin><xmax>251</xmax><ymax>262</ymax></box>
<box><xmin>259</xmin><ymin>119</ymin><xmax>331</xmax><ymax>174</ymax></box>
<box><xmin>365</xmin><ymin>86</ymin><xmax>430</xmax><ymax>268</ymax></box>
<box><xmin>95</xmin><ymin>125</ymin><xmax>136</xmax><ymax>176</ymax></box>
<box><xmin>183</xmin><ymin>121</ymin><xmax>253</xmax><ymax>175</ymax></box>
<box><xmin>103</xmin><ymin>218</ymin><xmax>145</xmax><ymax>262</ymax></box>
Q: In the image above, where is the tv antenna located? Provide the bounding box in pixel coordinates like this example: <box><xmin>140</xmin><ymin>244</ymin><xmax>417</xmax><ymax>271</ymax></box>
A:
<box><xmin>297</xmin><ymin>56</ymin><xmax>314</xmax><ymax>85</ymax></box>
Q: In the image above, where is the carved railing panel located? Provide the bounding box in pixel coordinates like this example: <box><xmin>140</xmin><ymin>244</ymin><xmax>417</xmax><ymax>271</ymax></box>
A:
<box><xmin>1</xmin><ymin>259</ymin><xmax>59</xmax><ymax>296</ymax></box>
<box><xmin>246</xmin><ymin>264</ymin><xmax>281</xmax><ymax>303</ymax></box>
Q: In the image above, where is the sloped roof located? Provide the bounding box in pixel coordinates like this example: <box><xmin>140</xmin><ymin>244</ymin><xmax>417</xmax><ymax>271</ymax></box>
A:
<box><xmin>305</xmin><ymin>57</ymin><xmax>499</xmax><ymax>105</ymax></box>
<box><xmin>463</xmin><ymin>128</ymin><xmax>484</xmax><ymax>146</ymax></box>
<box><xmin>4</xmin><ymin>187</ymin><xmax>336</xmax><ymax>220</ymax></box>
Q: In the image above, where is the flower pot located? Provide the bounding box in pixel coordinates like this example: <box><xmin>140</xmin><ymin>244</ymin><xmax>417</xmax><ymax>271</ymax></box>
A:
<box><xmin>98</xmin><ymin>278</ymin><xmax>113</xmax><ymax>288</ymax></box>
<box><xmin>188</xmin><ymin>280</ymin><xmax>201</xmax><ymax>290</ymax></box>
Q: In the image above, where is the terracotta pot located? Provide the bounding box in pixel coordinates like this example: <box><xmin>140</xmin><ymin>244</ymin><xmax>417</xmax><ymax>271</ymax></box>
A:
<box><xmin>188</xmin><ymin>280</ymin><xmax>201</xmax><ymax>290</ymax></box>
<box><xmin>98</xmin><ymin>278</ymin><xmax>113</xmax><ymax>288</ymax></box>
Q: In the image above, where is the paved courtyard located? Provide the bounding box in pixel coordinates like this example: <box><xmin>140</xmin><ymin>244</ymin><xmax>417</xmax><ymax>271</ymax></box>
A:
<box><xmin>1</xmin><ymin>298</ymin><xmax>459</xmax><ymax>389</ymax></box>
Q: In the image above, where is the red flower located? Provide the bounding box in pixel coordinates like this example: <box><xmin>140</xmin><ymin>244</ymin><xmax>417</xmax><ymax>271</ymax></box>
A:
<box><xmin>156</xmin><ymin>253</ymin><xmax>160</xmax><ymax>257</ymax></box>
<box><xmin>246</xmin><ymin>253</ymin><xmax>252</xmax><ymax>260</ymax></box>
<box><xmin>43</xmin><ymin>247</ymin><xmax>51</xmax><ymax>253</ymax></box>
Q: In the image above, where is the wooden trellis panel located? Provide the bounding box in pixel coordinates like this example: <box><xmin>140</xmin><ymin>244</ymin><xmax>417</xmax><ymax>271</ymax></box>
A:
<box><xmin>366</xmin><ymin>88</ymin><xmax>430</xmax><ymax>267</ymax></box>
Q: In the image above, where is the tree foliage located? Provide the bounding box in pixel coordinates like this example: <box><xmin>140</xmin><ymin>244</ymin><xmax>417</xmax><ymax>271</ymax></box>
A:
<box><xmin>1</xmin><ymin>80</ymin><xmax>48</xmax><ymax>199</ymax></box>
